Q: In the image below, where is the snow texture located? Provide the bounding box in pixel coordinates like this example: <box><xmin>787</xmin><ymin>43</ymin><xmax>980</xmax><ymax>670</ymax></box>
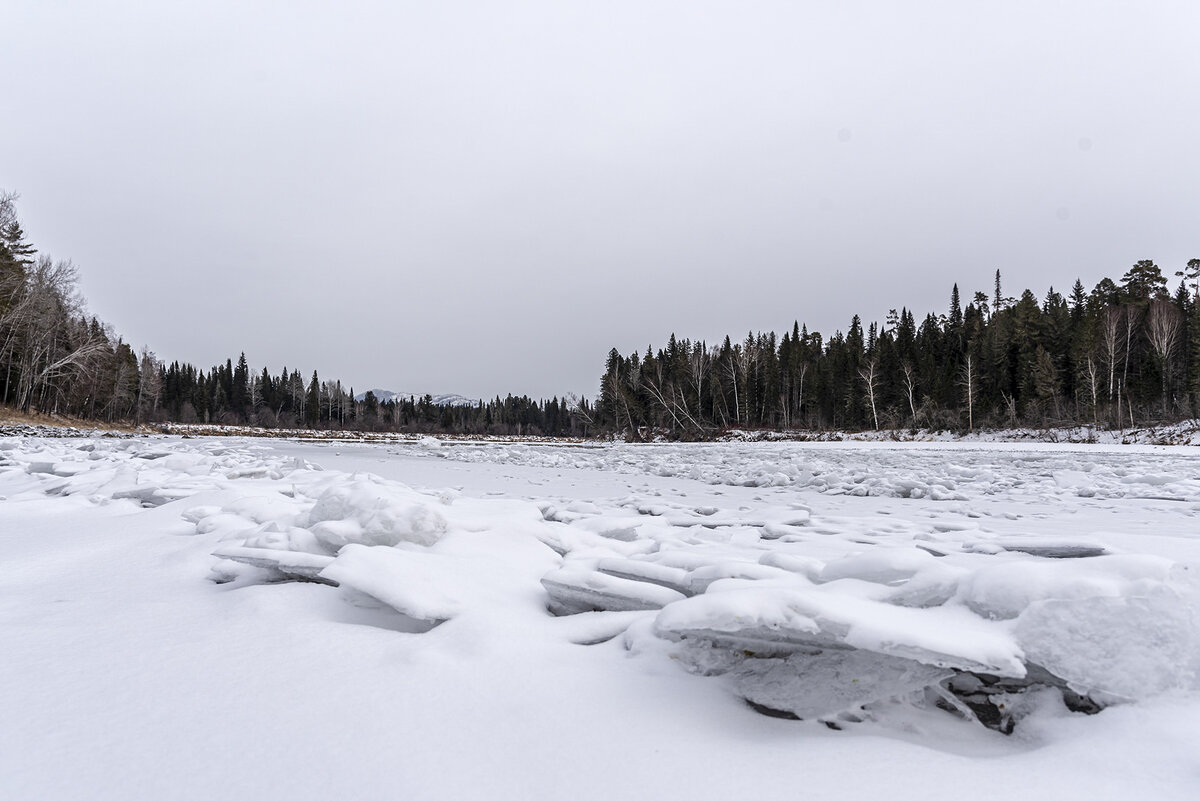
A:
<box><xmin>3</xmin><ymin>433</ymin><xmax>1200</xmax><ymax>800</ymax></box>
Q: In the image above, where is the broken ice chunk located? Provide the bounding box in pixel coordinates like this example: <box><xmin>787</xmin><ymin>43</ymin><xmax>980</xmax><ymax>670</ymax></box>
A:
<box><xmin>211</xmin><ymin>545</ymin><xmax>335</xmax><ymax>582</ymax></box>
<box><xmin>541</xmin><ymin>565</ymin><xmax>687</xmax><ymax>615</ymax></box>
<box><xmin>568</xmin><ymin>516</ymin><xmax>641</xmax><ymax>542</ymax></box>
<box><xmin>686</xmin><ymin>562</ymin><xmax>801</xmax><ymax>595</ymax></box>
<box><xmin>319</xmin><ymin>544</ymin><xmax>467</xmax><ymax>622</ymax></box>
<box><xmin>757</xmin><ymin>552</ymin><xmax>824</xmax><ymax>581</ymax></box>
<box><xmin>818</xmin><ymin>547</ymin><xmax>940</xmax><ymax>585</ymax></box>
<box><xmin>997</xmin><ymin>541</ymin><xmax>1108</xmax><ymax>559</ymax></box>
<box><xmin>112</xmin><ymin>486</ymin><xmax>173</xmax><ymax>507</ymax></box>
<box><xmin>955</xmin><ymin>554</ymin><xmax>1176</xmax><ymax>620</ymax></box>
<box><xmin>732</xmin><ymin>649</ymin><xmax>952</xmax><ymax>720</ymax></box>
<box><xmin>548</xmin><ymin>610</ymin><xmax>652</xmax><ymax>644</ymax></box>
<box><xmin>760</xmin><ymin>522</ymin><xmax>808</xmax><ymax>540</ymax></box>
<box><xmin>1015</xmin><ymin>590</ymin><xmax>1200</xmax><ymax>703</ymax></box>
<box><xmin>306</xmin><ymin>478</ymin><xmax>448</xmax><ymax>550</ymax></box>
<box><xmin>655</xmin><ymin>586</ymin><xmax>1026</xmax><ymax>677</ymax></box>
<box><xmin>594</xmin><ymin>557</ymin><xmax>693</xmax><ymax>596</ymax></box>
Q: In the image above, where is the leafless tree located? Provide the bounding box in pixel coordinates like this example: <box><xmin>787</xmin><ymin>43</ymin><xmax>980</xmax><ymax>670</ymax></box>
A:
<box><xmin>1</xmin><ymin>255</ymin><xmax>108</xmax><ymax>413</ymax></box>
<box><xmin>1146</xmin><ymin>298</ymin><xmax>1182</xmax><ymax>416</ymax></box>
<box><xmin>563</xmin><ymin>392</ymin><xmax>594</xmax><ymax>435</ymax></box>
<box><xmin>959</xmin><ymin>354</ymin><xmax>979</xmax><ymax>432</ymax></box>
<box><xmin>247</xmin><ymin>373</ymin><xmax>262</xmax><ymax>414</ymax></box>
<box><xmin>643</xmin><ymin>370</ymin><xmax>683</xmax><ymax>432</ymax></box>
<box><xmin>671</xmin><ymin>384</ymin><xmax>704</xmax><ymax>432</ymax></box>
<box><xmin>602</xmin><ymin>367</ymin><xmax>637</xmax><ymax>437</ymax></box>
<box><xmin>641</xmin><ymin>358</ymin><xmax>703</xmax><ymax>435</ymax></box>
<box><xmin>1000</xmin><ymin>390</ymin><xmax>1018</xmax><ymax>428</ymax></box>
<box><xmin>137</xmin><ymin>348</ymin><xmax>162</xmax><ymax>424</ymax></box>
<box><xmin>901</xmin><ymin>361</ymin><xmax>918</xmax><ymax>426</ymax></box>
<box><xmin>1121</xmin><ymin>304</ymin><xmax>1140</xmax><ymax>398</ymax></box>
<box><xmin>0</xmin><ymin>191</ymin><xmax>18</xmax><ymax>230</ymax></box>
<box><xmin>1083</xmin><ymin>356</ymin><xmax>1100</xmax><ymax>426</ymax></box>
<box><xmin>321</xmin><ymin>380</ymin><xmax>338</xmax><ymax>424</ymax></box>
<box><xmin>688</xmin><ymin>343</ymin><xmax>709</xmax><ymax>422</ymax></box>
<box><xmin>858</xmin><ymin>358</ymin><xmax>880</xmax><ymax>430</ymax></box>
<box><xmin>290</xmin><ymin>371</ymin><xmax>306</xmax><ymax>421</ymax></box>
<box><xmin>1098</xmin><ymin>306</ymin><xmax>1124</xmax><ymax>402</ymax></box>
<box><xmin>722</xmin><ymin>348</ymin><xmax>743</xmax><ymax>426</ymax></box>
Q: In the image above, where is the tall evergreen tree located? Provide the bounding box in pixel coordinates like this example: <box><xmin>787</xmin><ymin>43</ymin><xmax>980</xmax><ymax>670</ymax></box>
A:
<box><xmin>305</xmin><ymin>370</ymin><xmax>320</xmax><ymax>426</ymax></box>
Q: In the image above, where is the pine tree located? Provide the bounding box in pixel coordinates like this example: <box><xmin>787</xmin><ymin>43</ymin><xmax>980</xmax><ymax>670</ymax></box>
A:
<box><xmin>0</xmin><ymin>203</ymin><xmax>37</xmax><ymax>312</ymax></box>
<box><xmin>1122</xmin><ymin>260</ymin><xmax>1168</xmax><ymax>304</ymax></box>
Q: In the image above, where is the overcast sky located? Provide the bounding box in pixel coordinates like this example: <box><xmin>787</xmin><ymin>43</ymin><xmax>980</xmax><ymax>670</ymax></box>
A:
<box><xmin>4</xmin><ymin>1</ymin><xmax>1198</xmax><ymax>400</ymax></box>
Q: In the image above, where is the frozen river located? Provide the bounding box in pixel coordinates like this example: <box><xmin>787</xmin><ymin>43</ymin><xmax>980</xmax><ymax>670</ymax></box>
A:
<box><xmin>3</xmin><ymin>434</ymin><xmax>1198</xmax><ymax>800</ymax></box>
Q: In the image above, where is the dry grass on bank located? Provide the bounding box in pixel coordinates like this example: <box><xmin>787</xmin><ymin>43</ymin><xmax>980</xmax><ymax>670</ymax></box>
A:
<box><xmin>0</xmin><ymin>407</ymin><xmax>150</xmax><ymax>435</ymax></box>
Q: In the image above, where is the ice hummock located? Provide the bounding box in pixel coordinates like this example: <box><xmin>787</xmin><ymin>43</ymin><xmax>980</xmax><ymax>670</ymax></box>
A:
<box><xmin>4</xmin><ymin>432</ymin><xmax>1200</xmax><ymax>771</ymax></box>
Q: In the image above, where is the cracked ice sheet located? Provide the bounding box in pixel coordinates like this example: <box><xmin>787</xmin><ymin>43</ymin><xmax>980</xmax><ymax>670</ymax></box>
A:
<box><xmin>2</xmin><ymin>434</ymin><xmax>1200</xmax><ymax>801</ymax></box>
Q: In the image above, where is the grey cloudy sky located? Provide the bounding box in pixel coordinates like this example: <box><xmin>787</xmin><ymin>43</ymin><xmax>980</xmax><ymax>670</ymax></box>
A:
<box><xmin>4</xmin><ymin>1</ymin><xmax>1198</xmax><ymax>400</ymax></box>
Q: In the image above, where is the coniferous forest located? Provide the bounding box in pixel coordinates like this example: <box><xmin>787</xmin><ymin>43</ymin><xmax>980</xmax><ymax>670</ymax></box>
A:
<box><xmin>3</xmin><ymin>190</ymin><xmax>1198</xmax><ymax>438</ymax></box>
<box><xmin>597</xmin><ymin>264</ymin><xmax>1200</xmax><ymax>437</ymax></box>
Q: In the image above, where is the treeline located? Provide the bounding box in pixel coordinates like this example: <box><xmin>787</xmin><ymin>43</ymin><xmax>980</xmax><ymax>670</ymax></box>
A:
<box><xmin>597</xmin><ymin>263</ymin><xmax>1200</xmax><ymax>437</ymax></box>
<box><xmin>0</xmin><ymin>191</ymin><xmax>591</xmax><ymax>436</ymax></box>
<box><xmin>157</xmin><ymin>357</ymin><xmax>591</xmax><ymax>436</ymax></box>
<box><xmin>7</xmin><ymin>189</ymin><xmax>1199</xmax><ymax>440</ymax></box>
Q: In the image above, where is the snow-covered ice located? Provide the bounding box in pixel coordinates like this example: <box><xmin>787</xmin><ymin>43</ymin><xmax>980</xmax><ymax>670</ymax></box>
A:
<box><xmin>2</xmin><ymin>434</ymin><xmax>1199</xmax><ymax>800</ymax></box>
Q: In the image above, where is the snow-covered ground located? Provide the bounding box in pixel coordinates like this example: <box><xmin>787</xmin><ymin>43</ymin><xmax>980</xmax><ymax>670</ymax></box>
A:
<box><xmin>3</xmin><ymin>435</ymin><xmax>1199</xmax><ymax>800</ymax></box>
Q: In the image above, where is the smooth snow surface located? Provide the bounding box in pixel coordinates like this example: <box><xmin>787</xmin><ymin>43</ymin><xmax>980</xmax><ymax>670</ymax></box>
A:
<box><xmin>3</xmin><ymin>435</ymin><xmax>1199</xmax><ymax>800</ymax></box>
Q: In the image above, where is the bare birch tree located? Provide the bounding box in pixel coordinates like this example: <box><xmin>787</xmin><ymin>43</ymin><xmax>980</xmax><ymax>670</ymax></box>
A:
<box><xmin>1146</xmin><ymin>298</ymin><xmax>1182</xmax><ymax>416</ymax></box>
<box><xmin>959</xmin><ymin>354</ymin><xmax>978</xmax><ymax>432</ymax></box>
<box><xmin>1121</xmin><ymin>304</ymin><xmax>1140</xmax><ymax>397</ymax></box>
<box><xmin>1099</xmin><ymin>305</ymin><xmax>1124</xmax><ymax>402</ymax></box>
<box><xmin>723</xmin><ymin>349</ymin><xmax>742</xmax><ymax>426</ymax></box>
<box><xmin>858</xmin><ymin>358</ymin><xmax>880</xmax><ymax>430</ymax></box>
<box><xmin>688</xmin><ymin>342</ymin><xmax>709</xmax><ymax>423</ymax></box>
<box><xmin>1083</xmin><ymin>356</ymin><xmax>1100</xmax><ymax>426</ymax></box>
<box><xmin>901</xmin><ymin>361</ymin><xmax>918</xmax><ymax>427</ymax></box>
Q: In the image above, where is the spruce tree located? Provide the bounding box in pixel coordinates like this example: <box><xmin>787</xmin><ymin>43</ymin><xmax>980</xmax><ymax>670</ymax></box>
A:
<box><xmin>232</xmin><ymin>353</ymin><xmax>249</xmax><ymax>420</ymax></box>
<box><xmin>305</xmin><ymin>371</ymin><xmax>320</xmax><ymax>426</ymax></box>
<box><xmin>948</xmin><ymin>284</ymin><xmax>964</xmax><ymax>333</ymax></box>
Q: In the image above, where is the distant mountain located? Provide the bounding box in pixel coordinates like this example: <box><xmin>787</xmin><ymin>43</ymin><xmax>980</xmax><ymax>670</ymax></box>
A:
<box><xmin>354</xmin><ymin>389</ymin><xmax>478</xmax><ymax>407</ymax></box>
